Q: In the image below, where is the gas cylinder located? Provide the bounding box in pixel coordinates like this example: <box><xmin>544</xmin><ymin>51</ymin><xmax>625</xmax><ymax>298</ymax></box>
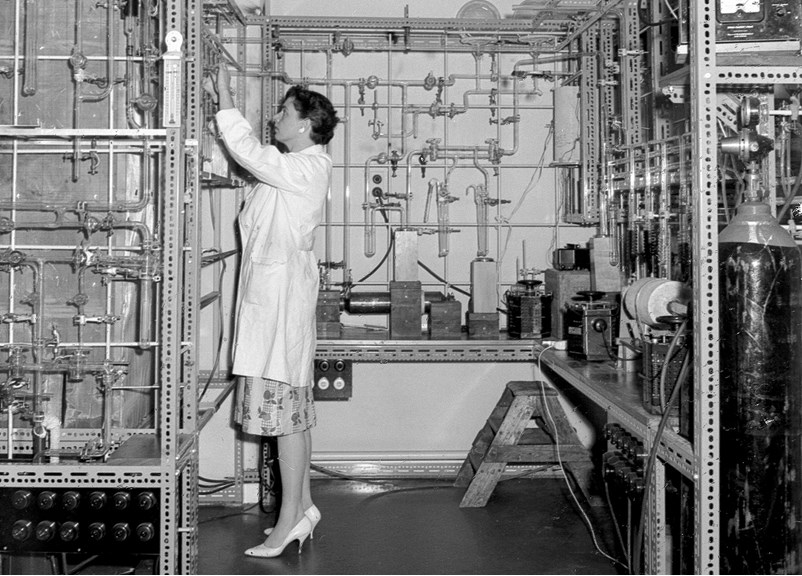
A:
<box><xmin>719</xmin><ymin>200</ymin><xmax>802</xmax><ymax>574</ymax></box>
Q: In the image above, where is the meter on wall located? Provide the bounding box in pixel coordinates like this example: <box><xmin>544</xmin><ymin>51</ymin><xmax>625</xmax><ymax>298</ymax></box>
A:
<box><xmin>715</xmin><ymin>0</ymin><xmax>799</xmax><ymax>44</ymax></box>
<box><xmin>717</xmin><ymin>0</ymin><xmax>765</xmax><ymax>22</ymax></box>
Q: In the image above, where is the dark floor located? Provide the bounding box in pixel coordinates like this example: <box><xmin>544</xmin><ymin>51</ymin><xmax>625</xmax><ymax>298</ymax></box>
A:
<box><xmin>198</xmin><ymin>477</ymin><xmax>626</xmax><ymax>575</ymax></box>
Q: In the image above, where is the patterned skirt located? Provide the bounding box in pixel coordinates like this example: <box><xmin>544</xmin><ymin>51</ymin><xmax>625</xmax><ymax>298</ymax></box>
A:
<box><xmin>234</xmin><ymin>376</ymin><xmax>317</xmax><ymax>437</ymax></box>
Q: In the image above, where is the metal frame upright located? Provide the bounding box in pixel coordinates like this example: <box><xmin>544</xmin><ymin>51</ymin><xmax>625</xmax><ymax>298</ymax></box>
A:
<box><xmin>690</xmin><ymin>0</ymin><xmax>720</xmax><ymax>571</ymax></box>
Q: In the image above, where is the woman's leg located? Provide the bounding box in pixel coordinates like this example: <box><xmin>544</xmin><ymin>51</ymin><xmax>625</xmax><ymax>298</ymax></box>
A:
<box><xmin>264</xmin><ymin>429</ymin><xmax>309</xmax><ymax>547</ymax></box>
<box><xmin>301</xmin><ymin>428</ymin><xmax>313</xmax><ymax>511</ymax></box>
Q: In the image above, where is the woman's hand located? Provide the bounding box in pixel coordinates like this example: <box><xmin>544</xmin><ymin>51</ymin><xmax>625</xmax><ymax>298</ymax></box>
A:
<box><xmin>216</xmin><ymin>64</ymin><xmax>231</xmax><ymax>93</ymax></box>
<box><xmin>204</xmin><ymin>63</ymin><xmax>235</xmax><ymax>110</ymax></box>
<box><xmin>202</xmin><ymin>74</ymin><xmax>218</xmax><ymax>103</ymax></box>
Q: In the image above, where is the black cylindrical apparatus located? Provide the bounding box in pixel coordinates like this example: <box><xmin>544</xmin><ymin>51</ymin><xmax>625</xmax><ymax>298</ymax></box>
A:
<box><xmin>505</xmin><ymin>280</ymin><xmax>552</xmax><ymax>339</ymax></box>
<box><xmin>343</xmin><ymin>291</ymin><xmax>391</xmax><ymax>314</ymax></box>
<box><xmin>344</xmin><ymin>291</ymin><xmax>443</xmax><ymax>315</ymax></box>
<box><xmin>719</xmin><ymin>200</ymin><xmax>802</xmax><ymax>574</ymax></box>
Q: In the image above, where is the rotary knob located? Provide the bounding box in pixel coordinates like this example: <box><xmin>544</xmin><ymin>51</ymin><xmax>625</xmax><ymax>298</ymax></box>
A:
<box><xmin>37</xmin><ymin>491</ymin><xmax>57</xmax><ymax>510</ymax></box>
<box><xmin>11</xmin><ymin>520</ymin><xmax>32</xmax><ymax>541</ymax></box>
<box><xmin>59</xmin><ymin>521</ymin><xmax>79</xmax><ymax>542</ymax></box>
<box><xmin>113</xmin><ymin>491</ymin><xmax>131</xmax><ymax>510</ymax></box>
<box><xmin>62</xmin><ymin>491</ymin><xmax>81</xmax><ymax>511</ymax></box>
<box><xmin>136</xmin><ymin>522</ymin><xmax>155</xmax><ymax>542</ymax></box>
<box><xmin>11</xmin><ymin>490</ymin><xmax>32</xmax><ymax>510</ymax></box>
<box><xmin>35</xmin><ymin>521</ymin><xmax>56</xmax><ymax>542</ymax></box>
<box><xmin>112</xmin><ymin>522</ymin><xmax>131</xmax><ymax>542</ymax></box>
<box><xmin>88</xmin><ymin>522</ymin><xmax>106</xmax><ymax>541</ymax></box>
<box><xmin>88</xmin><ymin>491</ymin><xmax>107</xmax><ymax>510</ymax></box>
<box><xmin>137</xmin><ymin>491</ymin><xmax>157</xmax><ymax>511</ymax></box>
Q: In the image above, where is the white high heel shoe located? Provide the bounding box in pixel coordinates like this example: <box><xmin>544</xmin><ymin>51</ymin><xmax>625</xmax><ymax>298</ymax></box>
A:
<box><xmin>264</xmin><ymin>504</ymin><xmax>321</xmax><ymax>538</ymax></box>
<box><xmin>245</xmin><ymin>516</ymin><xmax>312</xmax><ymax>558</ymax></box>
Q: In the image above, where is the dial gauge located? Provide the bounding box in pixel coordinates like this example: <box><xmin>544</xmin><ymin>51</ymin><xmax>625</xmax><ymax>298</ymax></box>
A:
<box><xmin>719</xmin><ymin>0</ymin><xmax>763</xmax><ymax>15</ymax></box>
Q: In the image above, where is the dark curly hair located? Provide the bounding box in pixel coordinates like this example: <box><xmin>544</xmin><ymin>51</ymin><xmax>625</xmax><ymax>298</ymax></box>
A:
<box><xmin>281</xmin><ymin>86</ymin><xmax>340</xmax><ymax>145</ymax></box>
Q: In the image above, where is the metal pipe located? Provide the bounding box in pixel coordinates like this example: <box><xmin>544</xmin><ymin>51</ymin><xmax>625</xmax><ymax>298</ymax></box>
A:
<box><xmin>30</xmin><ymin>259</ymin><xmax>46</xmax><ymax>456</ymax></box>
<box><xmin>0</xmin><ymin>219</ymin><xmax>154</xmax><ymax>246</ymax></box>
<box><xmin>100</xmin><ymin>372</ymin><xmax>113</xmax><ymax>450</ymax></box>
<box><xmin>7</xmin><ymin>406</ymin><xmax>13</xmax><ymax>459</ymax></box>
<box><xmin>324</xmin><ymin>50</ymin><xmax>333</xmax><ymax>279</ymax></box>
<box><xmin>12</xmin><ymin>0</ymin><xmax>21</xmax><ymax>120</ymax></box>
<box><xmin>363</xmin><ymin>153</ymin><xmax>389</xmax><ymax>257</ymax></box>
<box><xmin>79</xmin><ymin>0</ymin><xmax>116</xmax><ymax>104</ymax></box>
<box><xmin>69</xmin><ymin>0</ymin><xmax>84</xmax><ymax>181</ymax></box>
<box><xmin>341</xmin><ymin>80</ymin><xmax>351</xmax><ymax>282</ymax></box>
<box><xmin>138</xmin><ymin>274</ymin><xmax>152</xmax><ymax>349</ymax></box>
<box><xmin>3</xmin><ymin>341</ymin><xmax>159</xmax><ymax>349</ymax></box>
<box><xmin>21</xmin><ymin>0</ymin><xmax>37</xmax><ymax>96</ymax></box>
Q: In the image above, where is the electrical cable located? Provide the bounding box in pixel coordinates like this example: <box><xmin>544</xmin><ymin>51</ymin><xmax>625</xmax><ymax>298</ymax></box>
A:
<box><xmin>199</xmin><ymin>258</ymin><xmax>227</xmax><ymax>401</ymax></box>
<box><xmin>657</xmin><ymin>318</ymin><xmax>688</xmax><ymax>412</ymax></box>
<box><xmin>358</xmin><ymin>482</ymin><xmax>458</xmax><ymax>505</ymax></box>
<box><xmin>199</xmin><ymin>475</ymin><xmax>233</xmax><ymax>484</ymax></box>
<box><xmin>498</xmin><ymin>464</ymin><xmax>554</xmax><ymax>481</ymax></box>
<box><xmin>199</xmin><ymin>184</ymin><xmax>228</xmax><ymax>403</ymax></box>
<box><xmin>199</xmin><ymin>482</ymin><xmax>236</xmax><ymax>496</ymax></box>
<box><xmin>662</xmin><ymin>0</ymin><xmax>678</xmax><ymax>20</ymax></box>
<box><xmin>600</xmin><ymin>323</ymin><xmax>640</xmax><ymax>363</ymax></box>
<box><xmin>66</xmin><ymin>555</ymin><xmax>100</xmax><ymax>575</ymax></box>
<box><xmin>198</xmin><ymin>480</ymin><xmax>233</xmax><ymax>488</ymax></box>
<box><xmin>627</xmin><ymin>499</ymin><xmax>633</xmax><ymax>565</ymax></box>
<box><xmin>631</xmin><ymin>349</ymin><xmax>691</xmax><ymax>575</ymax></box>
<box><xmin>498</xmin><ymin>124</ymin><xmax>553</xmax><ymax>268</ymax></box>
<box><xmin>310</xmin><ymin>462</ymin><xmax>393</xmax><ymax>486</ymax></box>
<box><xmin>637</xmin><ymin>2</ymin><xmax>674</xmax><ymax>27</ymax></box>
<box><xmin>198</xmin><ymin>480</ymin><xmax>234</xmax><ymax>490</ymax></box>
<box><xmin>309</xmin><ymin>462</ymin><xmax>553</xmax><ymax>491</ymax></box>
<box><xmin>417</xmin><ymin>258</ymin><xmax>510</xmax><ymax>315</ymax></box>
<box><xmin>776</xmin><ymin>138</ymin><xmax>802</xmax><ymax>222</ymax></box>
<box><xmin>417</xmin><ymin>259</ymin><xmax>471</xmax><ymax>297</ymax></box>
<box><xmin>604</xmin><ymin>477</ymin><xmax>632</xmax><ymax>571</ymax></box>
<box><xmin>535</xmin><ymin>344</ymin><xmax>628</xmax><ymax>570</ymax></box>
<box><xmin>197</xmin><ymin>503</ymin><xmax>260</xmax><ymax>525</ymax></box>
<box><xmin>354</xmin><ymin>235</ymin><xmax>395</xmax><ymax>285</ymax></box>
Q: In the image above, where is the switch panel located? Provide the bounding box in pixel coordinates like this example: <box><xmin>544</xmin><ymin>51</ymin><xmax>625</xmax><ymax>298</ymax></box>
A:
<box><xmin>0</xmin><ymin>487</ymin><xmax>160</xmax><ymax>553</ymax></box>
<box><xmin>313</xmin><ymin>359</ymin><xmax>353</xmax><ymax>401</ymax></box>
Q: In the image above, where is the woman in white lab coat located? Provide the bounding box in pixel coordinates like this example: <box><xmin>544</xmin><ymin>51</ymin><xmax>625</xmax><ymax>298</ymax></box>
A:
<box><xmin>204</xmin><ymin>65</ymin><xmax>339</xmax><ymax>558</ymax></box>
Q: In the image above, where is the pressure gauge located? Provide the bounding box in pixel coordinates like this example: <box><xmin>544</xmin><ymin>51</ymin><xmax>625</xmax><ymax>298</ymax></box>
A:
<box><xmin>717</xmin><ymin>0</ymin><xmax>765</xmax><ymax>22</ymax></box>
<box><xmin>719</xmin><ymin>0</ymin><xmax>762</xmax><ymax>14</ymax></box>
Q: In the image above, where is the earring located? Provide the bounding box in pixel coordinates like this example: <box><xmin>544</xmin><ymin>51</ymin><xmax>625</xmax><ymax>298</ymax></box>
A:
<box><xmin>299</xmin><ymin>127</ymin><xmax>305</xmax><ymax>133</ymax></box>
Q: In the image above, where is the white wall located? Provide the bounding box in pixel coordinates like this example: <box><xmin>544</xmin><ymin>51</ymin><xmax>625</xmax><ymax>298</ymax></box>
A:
<box><xmin>199</xmin><ymin>0</ymin><xmax>596</xmax><ymax>482</ymax></box>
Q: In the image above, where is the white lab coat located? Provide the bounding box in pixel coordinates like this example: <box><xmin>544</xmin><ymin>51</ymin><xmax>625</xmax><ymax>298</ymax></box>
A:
<box><xmin>216</xmin><ymin>108</ymin><xmax>331</xmax><ymax>387</ymax></box>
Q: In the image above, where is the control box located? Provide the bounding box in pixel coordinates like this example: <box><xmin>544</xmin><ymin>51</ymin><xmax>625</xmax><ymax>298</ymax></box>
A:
<box><xmin>0</xmin><ymin>487</ymin><xmax>160</xmax><ymax>554</ymax></box>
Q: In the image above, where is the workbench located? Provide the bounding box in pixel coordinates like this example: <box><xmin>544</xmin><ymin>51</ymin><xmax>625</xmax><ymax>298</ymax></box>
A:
<box><xmin>317</xmin><ymin>329</ymin><xmax>693</xmax><ymax>482</ymax></box>
<box><xmin>314</xmin><ymin>333</ymin><xmax>694</xmax><ymax>572</ymax></box>
<box><xmin>537</xmin><ymin>348</ymin><xmax>693</xmax><ymax>480</ymax></box>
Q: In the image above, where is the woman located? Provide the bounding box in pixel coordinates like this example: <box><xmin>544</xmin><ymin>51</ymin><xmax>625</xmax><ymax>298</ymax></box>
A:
<box><xmin>204</xmin><ymin>65</ymin><xmax>339</xmax><ymax>558</ymax></box>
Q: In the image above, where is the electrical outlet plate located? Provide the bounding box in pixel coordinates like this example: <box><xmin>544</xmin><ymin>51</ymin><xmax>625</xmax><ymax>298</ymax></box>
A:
<box><xmin>313</xmin><ymin>359</ymin><xmax>353</xmax><ymax>400</ymax></box>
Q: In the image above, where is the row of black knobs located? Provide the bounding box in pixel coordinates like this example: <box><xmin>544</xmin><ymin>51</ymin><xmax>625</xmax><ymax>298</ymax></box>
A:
<box><xmin>11</xmin><ymin>519</ymin><xmax>155</xmax><ymax>543</ymax></box>
<box><xmin>12</xmin><ymin>490</ymin><xmax>157</xmax><ymax>511</ymax></box>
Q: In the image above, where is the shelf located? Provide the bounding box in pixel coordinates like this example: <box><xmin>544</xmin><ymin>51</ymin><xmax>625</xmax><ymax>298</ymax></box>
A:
<box><xmin>315</xmin><ymin>336</ymin><xmax>696</xmax><ymax>477</ymax></box>
<box><xmin>538</xmin><ymin>349</ymin><xmax>695</xmax><ymax>479</ymax></box>
<box><xmin>317</xmin><ymin>328</ymin><xmax>538</xmax><ymax>362</ymax></box>
<box><xmin>716</xmin><ymin>65</ymin><xmax>802</xmax><ymax>85</ymax></box>
<box><xmin>0</xmin><ymin>128</ymin><xmax>168</xmax><ymax>138</ymax></box>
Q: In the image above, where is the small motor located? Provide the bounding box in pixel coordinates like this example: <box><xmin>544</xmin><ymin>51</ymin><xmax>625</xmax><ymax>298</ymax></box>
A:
<box><xmin>565</xmin><ymin>291</ymin><xmax>614</xmax><ymax>361</ymax></box>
